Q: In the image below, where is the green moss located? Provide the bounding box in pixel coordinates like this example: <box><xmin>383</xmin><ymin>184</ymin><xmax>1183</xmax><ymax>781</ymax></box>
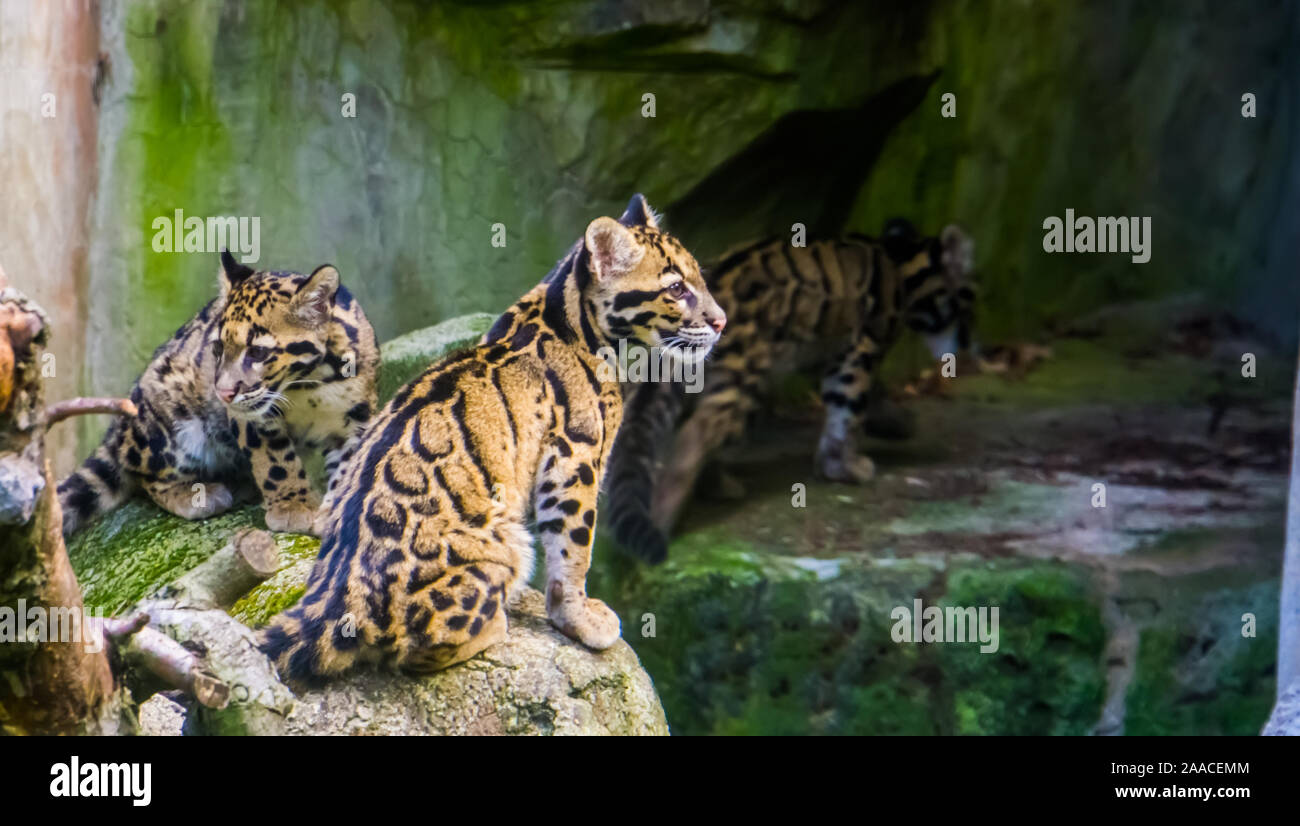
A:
<box><xmin>68</xmin><ymin>501</ymin><xmax>311</xmax><ymax>615</ymax></box>
<box><xmin>952</xmin><ymin>339</ymin><xmax>1206</xmax><ymax>408</ymax></box>
<box><xmin>592</xmin><ymin>526</ymin><xmax>1108</xmax><ymax>735</ymax></box>
<box><xmin>228</xmin><ymin>535</ymin><xmax>322</xmax><ymax>627</ymax></box>
<box><xmin>1124</xmin><ymin>576</ymin><xmax>1278</xmax><ymax>735</ymax></box>
<box><xmin>377</xmin><ymin>312</ymin><xmax>496</xmax><ymax>402</ymax></box>
<box><xmin>940</xmin><ymin>562</ymin><xmax>1107</xmax><ymax>735</ymax></box>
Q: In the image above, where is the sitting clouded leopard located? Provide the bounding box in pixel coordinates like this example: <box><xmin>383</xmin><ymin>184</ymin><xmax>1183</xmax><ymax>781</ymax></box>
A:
<box><xmin>605</xmin><ymin>219</ymin><xmax>977</xmax><ymax>562</ymax></box>
<box><xmin>57</xmin><ymin>251</ymin><xmax>378</xmax><ymax>536</ymax></box>
<box><xmin>258</xmin><ymin>195</ymin><xmax>724</xmax><ymax>679</ymax></box>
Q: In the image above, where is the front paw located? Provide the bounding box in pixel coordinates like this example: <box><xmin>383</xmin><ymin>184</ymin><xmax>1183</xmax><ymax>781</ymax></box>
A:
<box><xmin>547</xmin><ymin>582</ymin><xmax>621</xmax><ymax>650</ymax></box>
<box><xmin>158</xmin><ymin>482</ymin><xmax>235</xmax><ymax>520</ymax></box>
<box><xmin>265</xmin><ymin>500</ymin><xmax>321</xmax><ymax>535</ymax></box>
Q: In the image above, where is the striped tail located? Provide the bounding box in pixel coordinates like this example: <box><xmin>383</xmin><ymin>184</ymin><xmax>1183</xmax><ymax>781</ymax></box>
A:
<box><xmin>56</xmin><ymin>422</ymin><xmax>135</xmax><ymax>536</ymax></box>
<box><xmin>604</xmin><ymin>381</ymin><xmax>685</xmax><ymax>564</ymax></box>
<box><xmin>257</xmin><ymin>532</ymin><xmax>361</xmax><ymax>683</ymax></box>
<box><xmin>257</xmin><ymin>606</ymin><xmax>338</xmax><ymax>685</ymax></box>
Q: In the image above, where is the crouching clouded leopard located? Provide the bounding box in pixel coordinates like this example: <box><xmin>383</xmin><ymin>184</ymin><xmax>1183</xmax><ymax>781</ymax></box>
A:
<box><xmin>259</xmin><ymin>195</ymin><xmax>724</xmax><ymax>680</ymax></box>
<box><xmin>606</xmin><ymin>220</ymin><xmax>977</xmax><ymax>562</ymax></box>
<box><xmin>58</xmin><ymin>251</ymin><xmax>378</xmax><ymax>536</ymax></box>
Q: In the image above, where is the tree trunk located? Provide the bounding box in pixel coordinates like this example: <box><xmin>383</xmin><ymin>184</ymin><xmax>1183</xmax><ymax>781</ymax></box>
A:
<box><xmin>0</xmin><ymin>271</ymin><xmax>123</xmax><ymax>734</ymax></box>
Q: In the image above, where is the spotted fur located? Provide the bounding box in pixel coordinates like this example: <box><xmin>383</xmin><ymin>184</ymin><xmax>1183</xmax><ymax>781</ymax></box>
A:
<box><xmin>259</xmin><ymin>195</ymin><xmax>724</xmax><ymax>680</ymax></box>
<box><xmin>57</xmin><ymin>252</ymin><xmax>378</xmax><ymax>536</ymax></box>
<box><xmin>606</xmin><ymin>219</ymin><xmax>977</xmax><ymax>562</ymax></box>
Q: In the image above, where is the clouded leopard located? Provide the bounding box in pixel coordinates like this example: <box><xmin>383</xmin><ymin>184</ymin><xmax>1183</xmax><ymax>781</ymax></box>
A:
<box><xmin>57</xmin><ymin>251</ymin><xmax>378</xmax><ymax>536</ymax></box>
<box><xmin>259</xmin><ymin>195</ymin><xmax>725</xmax><ymax>679</ymax></box>
<box><xmin>606</xmin><ymin>219</ymin><xmax>976</xmax><ymax>562</ymax></box>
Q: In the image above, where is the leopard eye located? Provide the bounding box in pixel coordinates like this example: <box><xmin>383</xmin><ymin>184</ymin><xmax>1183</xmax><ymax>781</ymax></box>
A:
<box><xmin>666</xmin><ymin>281</ymin><xmax>688</xmax><ymax>299</ymax></box>
<box><xmin>211</xmin><ymin>340</ymin><xmax>224</xmax><ymax>360</ymax></box>
<box><xmin>246</xmin><ymin>345</ymin><xmax>271</xmax><ymax>362</ymax></box>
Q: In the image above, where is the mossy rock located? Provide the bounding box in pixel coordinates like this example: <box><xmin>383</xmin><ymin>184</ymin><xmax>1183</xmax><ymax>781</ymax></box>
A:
<box><xmin>939</xmin><ymin>563</ymin><xmax>1107</xmax><ymax>735</ymax></box>
<box><xmin>1123</xmin><ymin>571</ymin><xmax>1279</xmax><ymax>735</ymax></box>
<box><xmin>589</xmin><ymin>530</ymin><xmax>1108</xmax><ymax>735</ymax></box>
<box><xmin>377</xmin><ymin>312</ymin><xmax>496</xmax><ymax>403</ymax></box>
<box><xmin>68</xmin><ymin>501</ymin><xmax>318</xmax><ymax>616</ymax></box>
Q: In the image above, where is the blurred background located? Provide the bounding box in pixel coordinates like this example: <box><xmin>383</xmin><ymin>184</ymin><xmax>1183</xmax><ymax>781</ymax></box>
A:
<box><xmin>2</xmin><ymin>0</ymin><xmax>1297</xmax><ymax>734</ymax></box>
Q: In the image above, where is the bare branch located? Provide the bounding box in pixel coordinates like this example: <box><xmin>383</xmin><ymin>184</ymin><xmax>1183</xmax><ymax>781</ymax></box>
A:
<box><xmin>101</xmin><ymin>612</ymin><xmax>149</xmax><ymax>640</ymax></box>
<box><xmin>122</xmin><ymin>626</ymin><xmax>230</xmax><ymax>710</ymax></box>
<box><xmin>43</xmin><ymin>396</ymin><xmax>137</xmax><ymax>426</ymax></box>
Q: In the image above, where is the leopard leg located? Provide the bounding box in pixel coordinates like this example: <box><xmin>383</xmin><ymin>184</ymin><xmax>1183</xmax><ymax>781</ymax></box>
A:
<box><xmin>400</xmin><ymin>561</ymin><xmax>513</xmax><ymax>673</ymax></box>
<box><xmin>535</xmin><ymin>441</ymin><xmax>620</xmax><ymax>650</ymax></box>
<box><xmin>649</xmin><ymin>387</ymin><xmax>751</xmax><ymax>534</ymax></box>
<box><xmin>232</xmin><ymin>415</ymin><xmax>321</xmax><ymax>533</ymax></box>
<box><xmin>816</xmin><ymin>331</ymin><xmax>880</xmax><ymax>483</ymax></box>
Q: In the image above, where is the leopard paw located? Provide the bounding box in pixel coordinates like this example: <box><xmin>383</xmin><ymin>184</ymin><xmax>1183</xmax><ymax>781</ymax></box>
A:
<box><xmin>150</xmin><ymin>481</ymin><xmax>235</xmax><ymax>520</ymax></box>
<box><xmin>547</xmin><ymin>582</ymin><xmax>621</xmax><ymax>650</ymax></box>
<box><xmin>265</xmin><ymin>500</ymin><xmax>321</xmax><ymax>535</ymax></box>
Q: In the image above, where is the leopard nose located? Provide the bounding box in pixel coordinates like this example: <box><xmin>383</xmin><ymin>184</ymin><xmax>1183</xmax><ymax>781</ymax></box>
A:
<box><xmin>217</xmin><ymin>383</ymin><xmax>240</xmax><ymax>404</ymax></box>
<box><xmin>707</xmin><ymin>312</ymin><xmax>727</xmax><ymax>334</ymax></box>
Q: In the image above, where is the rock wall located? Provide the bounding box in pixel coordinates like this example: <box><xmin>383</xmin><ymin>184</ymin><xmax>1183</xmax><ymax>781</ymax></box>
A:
<box><xmin>4</xmin><ymin>0</ymin><xmax>1287</xmax><ymax>470</ymax></box>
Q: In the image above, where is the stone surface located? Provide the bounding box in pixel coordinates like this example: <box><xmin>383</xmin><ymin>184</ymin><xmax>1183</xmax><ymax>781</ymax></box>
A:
<box><xmin>273</xmin><ymin>590</ymin><xmax>667</xmax><ymax>736</ymax></box>
<box><xmin>16</xmin><ymin>0</ymin><xmax>1285</xmax><ymax>475</ymax></box>
<box><xmin>136</xmin><ymin>591</ymin><xmax>667</xmax><ymax>736</ymax></box>
<box><xmin>378</xmin><ymin>312</ymin><xmax>496</xmax><ymax>402</ymax></box>
<box><xmin>73</xmin><ymin>511</ymin><xmax>669</xmax><ymax>736</ymax></box>
<box><xmin>136</xmin><ymin>693</ymin><xmax>186</xmax><ymax>736</ymax></box>
<box><xmin>70</xmin><ymin>500</ymin><xmax>318</xmax><ymax>616</ymax></box>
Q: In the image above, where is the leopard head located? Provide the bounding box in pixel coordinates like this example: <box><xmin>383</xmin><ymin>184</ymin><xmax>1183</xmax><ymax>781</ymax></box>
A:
<box><xmin>891</xmin><ymin>222</ymin><xmax>977</xmax><ymax>357</ymax></box>
<box><xmin>583</xmin><ymin>194</ymin><xmax>726</xmax><ymax>366</ymax></box>
<box><xmin>212</xmin><ymin>250</ymin><xmax>340</xmax><ymax>414</ymax></box>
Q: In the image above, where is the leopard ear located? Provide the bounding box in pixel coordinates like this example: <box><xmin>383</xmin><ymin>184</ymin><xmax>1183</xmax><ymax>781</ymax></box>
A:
<box><xmin>618</xmin><ymin>193</ymin><xmax>660</xmax><ymax>231</ymax></box>
<box><xmin>218</xmin><ymin>249</ymin><xmax>255</xmax><ymax>295</ymax></box>
<box><xmin>292</xmin><ymin>265</ymin><xmax>340</xmax><ymax>326</ymax></box>
<box><xmin>585</xmin><ymin>217</ymin><xmax>644</xmax><ymax>280</ymax></box>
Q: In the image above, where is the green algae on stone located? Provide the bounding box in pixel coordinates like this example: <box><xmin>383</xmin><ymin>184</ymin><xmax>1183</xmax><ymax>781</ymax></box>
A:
<box><xmin>1123</xmin><ymin>573</ymin><xmax>1278</xmax><ymax>735</ymax></box>
<box><xmin>939</xmin><ymin>561</ymin><xmax>1108</xmax><ymax>735</ymax></box>
<box><xmin>67</xmin><ymin>501</ymin><xmax>313</xmax><ymax>615</ymax></box>
<box><xmin>590</xmin><ymin>529</ymin><xmax>947</xmax><ymax>735</ymax></box>
<box><xmin>590</xmin><ymin>525</ymin><xmax>1110</xmax><ymax>736</ymax></box>
<box><xmin>84</xmin><ymin>0</ymin><xmax>1296</xmax><ymax>472</ymax></box>
<box><xmin>227</xmin><ymin>533</ymin><xmax>322</xmax><ymax>628</ymax></box>
<box><xmin>377</xmin><ymin>312</ymin><xmax>496</xmax><ymax>402</ymax></box>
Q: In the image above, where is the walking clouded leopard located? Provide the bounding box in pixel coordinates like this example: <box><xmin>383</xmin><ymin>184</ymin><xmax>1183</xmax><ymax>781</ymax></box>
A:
<box><xmin>606</xmin><ymin>219</ymin><xmax>976</xmax><ymax>562</ymax></box>
<box><xmin>259</xmin><ymin>195</ymin><xmax>725</xmax><ymax>679</ymax></box>
<box><xmin>58</xmin><ymin>251</ymin><xmax>378</xmax><ymax>536</ymax></box>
